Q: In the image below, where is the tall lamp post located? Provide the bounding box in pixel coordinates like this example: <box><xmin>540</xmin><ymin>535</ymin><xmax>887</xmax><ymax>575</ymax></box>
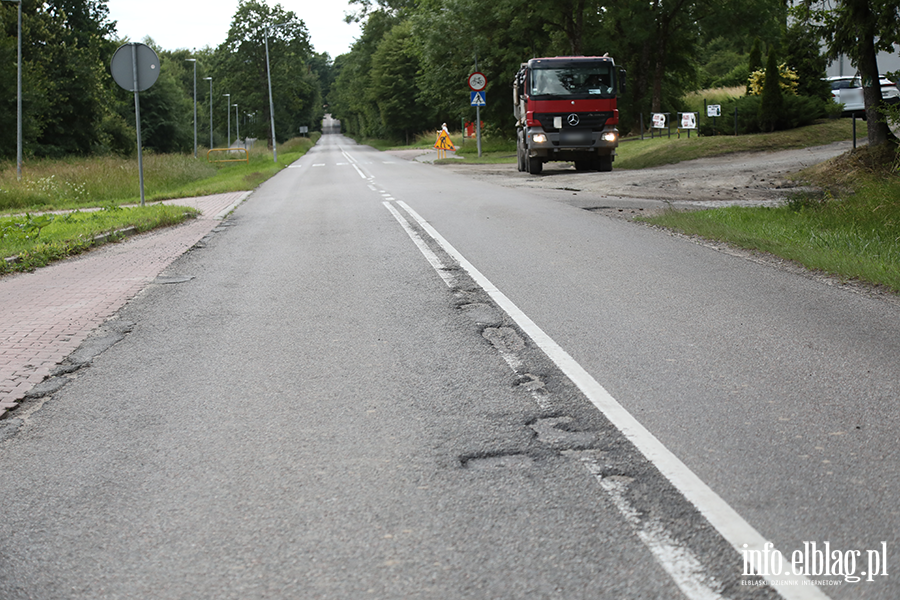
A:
<box><xmin>222</xmin><ymin>93</ymin><xmax>231</xmax><ymax>148</ymax></box>
<box><xmin>185</xmin><ymin>58</ymin><xmax>197</xmax><ymax>157</ymax></box>
<box><xmin>2</xmin><ymin>0</ymin><xmax>22</xmax><ymax>180</ymax></box>
<box><xmin>233</xmin><ymin>103</ymin><xmax>240</xmax><ymax>148</ymax></box>
<box><xmin>204</xmin><ymin>76</ymin><xmax>213</xmax><ymax>149</ymax></box>
<box><xmin>264</xmin><ymin>23</ymin><xmax>286</xmax><ymax>163</ymax></box>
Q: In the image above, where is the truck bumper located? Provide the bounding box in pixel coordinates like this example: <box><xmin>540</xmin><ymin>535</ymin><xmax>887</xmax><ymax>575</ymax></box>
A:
<box><xmin>525</xmin><ymin>126</ymin><xmax>618</xmax><ymax>162</ymax></box>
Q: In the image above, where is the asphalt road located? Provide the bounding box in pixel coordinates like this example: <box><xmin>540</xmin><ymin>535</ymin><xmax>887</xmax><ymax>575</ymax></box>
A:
<box><xmin>0</xmin><ymin>133</ymin><xmax>897</xmax><ymax>599</ymax></box>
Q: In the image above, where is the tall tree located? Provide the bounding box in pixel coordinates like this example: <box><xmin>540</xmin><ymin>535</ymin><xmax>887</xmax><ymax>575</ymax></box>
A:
<box><xmin>1</xmin><ymin>0</ymin><xmax>119</xmax><ymax>158</ymax></box>
<box><xmin>803</xmin><ymin>0</ymin><xmax>900</xmax><ymax>146</ymax></box>
<box><xmin>215</xmin><ymin>0</ymin><xmax>320</xmax><ymax>149</ymax></box>
<box><xmin>759</xmin><ymin>49</ymin><xmax>784</xmax><ymax>132</ymax></box>
<box><xmin>370</xmin><ymin>21</ymin><xmax>434</xmax><ymax>142</ymax></box>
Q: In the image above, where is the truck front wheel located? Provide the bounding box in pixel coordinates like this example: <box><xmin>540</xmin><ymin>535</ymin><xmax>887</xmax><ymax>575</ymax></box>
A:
<box><xmin>527</xmin><ymin>156</ymin><xmax>543</xmax><ymax>175</ymax></box>
<box><xmin>516</xmin><ymin>134</ymin><xmax>526</xmax><ymax>172</ymax></box>
<box><xmin>598</xmin><ymin>154</ymin><xmax>613</xmax><ymax>172</ymax></box>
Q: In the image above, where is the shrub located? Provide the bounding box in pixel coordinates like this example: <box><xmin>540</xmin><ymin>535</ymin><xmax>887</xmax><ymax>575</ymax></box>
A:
<box><xmin>702</xmin><ymin>94</ymin><xmax>828</xmax><ymax>135</ymax></box>
<box><xmin>748</xmin><ymin>63</ymin><xmax>800</xmax><ymax>96</ymax></box>
<box><xmin>760</xmin><ymin>51</ymin><xmax>785</xmax><ymax>132</ymax></box>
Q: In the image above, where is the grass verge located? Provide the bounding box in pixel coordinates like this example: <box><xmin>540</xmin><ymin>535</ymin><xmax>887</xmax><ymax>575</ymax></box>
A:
<box><xmin>0</xmin><ymin>135</ymin><xmax>319</xmax><ymax>272</ymax></box>
<box><xmin>1</xmin><ymin>204</ymin><xmax>200</xmax><ymax>275</ymax></box>
<box><xmin>0</xmin><ymin>134</ymin><xmax>319</xmax><ymax>214</ymax></box>
<box><xmin>642</xmin><ymin>143</ymin><xmax>900</xmax><ymax>293</ymax></box>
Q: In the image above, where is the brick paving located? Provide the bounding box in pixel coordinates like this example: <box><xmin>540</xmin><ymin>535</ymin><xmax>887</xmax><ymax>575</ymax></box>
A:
<box><xmin>0</xmin><ymin>192</ymin><xmax>251</xmax><ymax>418</ymax></box>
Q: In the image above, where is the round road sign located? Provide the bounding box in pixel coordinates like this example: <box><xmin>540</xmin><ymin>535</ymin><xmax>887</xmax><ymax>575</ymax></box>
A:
<box><xmin>468</xmin><ymin>72</ymin><xmax>487</xmax><ymax>91</ymax></box>
<box><xmin>110</xmin><ymin>43</ymin><xmax>160</xmax><ymax>92</ymax></box>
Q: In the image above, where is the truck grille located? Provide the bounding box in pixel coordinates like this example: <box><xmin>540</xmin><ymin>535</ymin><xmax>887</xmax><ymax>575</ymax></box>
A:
<box><xmin>534</xmin><ymin>112</ymin><xmax>614</xmax><ymax>131</ymax></box>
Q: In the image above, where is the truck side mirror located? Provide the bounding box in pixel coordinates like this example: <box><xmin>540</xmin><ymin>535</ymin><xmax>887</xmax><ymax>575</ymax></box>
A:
<box><xmin>618</xmin><ymin>68</ymin><xmax>627</xmax><ymax>95</ymax></box>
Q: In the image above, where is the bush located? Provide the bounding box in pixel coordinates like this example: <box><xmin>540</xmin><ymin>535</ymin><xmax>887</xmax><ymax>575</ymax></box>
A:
<box><xmin>759</xmin><ymin>51</ymin><xmax>785</xmax><ymax>132</ymax></box>
<box><xmin>701</xmin><ymin>94</ymin><xmax>828</xmax><ymax>136</ymax></box>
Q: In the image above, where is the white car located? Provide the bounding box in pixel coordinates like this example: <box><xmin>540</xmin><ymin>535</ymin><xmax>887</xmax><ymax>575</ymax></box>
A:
<box><xmin>827</xmin><ymin>75</ymin><xmax>900</xmax><ymax>116</ymax></box>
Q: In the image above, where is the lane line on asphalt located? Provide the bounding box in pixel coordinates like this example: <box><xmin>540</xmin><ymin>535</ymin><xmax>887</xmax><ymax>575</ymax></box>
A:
<box><xmin>382</xmin><ymin>202</ymin><xmax>456</xmax><ymax>288</ymax></box>
<box><xmin>391</xmin><ymin>199</ymin><xmax>829</xmax><ymax>600</ymax></box>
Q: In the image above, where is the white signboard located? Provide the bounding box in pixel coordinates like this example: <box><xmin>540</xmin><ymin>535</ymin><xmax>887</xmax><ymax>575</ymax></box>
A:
<box><xmin>681</xmin><ymin>112</ymin><xmax>697</xmax><ymax>129</ymax></box>
<box><xmin>652</xmin><ymin>113</ymin><xmax>666</xmax><ymax>129</ymax></box>
<box><xmin>707</xmin><ymin>104</ymin><xmax>722</xmax><ymax>118</ymax></box>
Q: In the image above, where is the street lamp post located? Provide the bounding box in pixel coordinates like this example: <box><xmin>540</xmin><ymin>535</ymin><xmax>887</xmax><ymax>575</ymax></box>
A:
<box><xmin>233</xmin><ymin>103</ymin><xmax>240</xmax><ymax>148</ymax></box>
<box><xmin>185</xmin><ymin>58</ymin><xmax>197</xmax><ymax>157</ymax></box>
<box><xmin>2</xmin><ymin>0</ymin><xmax>23</xmax><ymax>180</ymax></box>
<box><xmin>264</xmin><ymin>23</ymin><xmax>286</xmax><ymax>163</ymax></box>
<box><xmin>223</xmin><ymin>93</ymin><xmax>231</xmax><ymax>148</ymax></box>
<box><xmin>204</xmin><ymin>77</ymin><xmax>213</xmax><ymax>149</ymax></box>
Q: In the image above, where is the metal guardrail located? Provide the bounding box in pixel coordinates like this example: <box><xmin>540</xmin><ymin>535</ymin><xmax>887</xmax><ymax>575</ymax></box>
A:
<box><xmin>207</xmin><ymin>148</ymin><xmax>249</xmax><ymax>163</ymax></box>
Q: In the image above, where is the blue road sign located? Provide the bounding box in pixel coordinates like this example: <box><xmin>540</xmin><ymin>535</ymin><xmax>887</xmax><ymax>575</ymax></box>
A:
<box><xmin>470</xmin><ymin>91</ymin><xmax>486</xmax><ymax>106</ymax></box>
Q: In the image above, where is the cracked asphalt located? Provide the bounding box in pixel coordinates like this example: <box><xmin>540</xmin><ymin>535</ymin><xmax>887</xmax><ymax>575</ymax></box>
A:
<box><xmin>1</xmin><ymin>135</ymin><xmax>897</xmax><ymax>599</ymax></box>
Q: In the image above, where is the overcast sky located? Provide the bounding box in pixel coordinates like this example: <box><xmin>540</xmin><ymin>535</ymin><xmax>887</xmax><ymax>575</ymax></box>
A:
<box><xmin>106</xmin><ymin>0</ymin><xmax>363</xmax><ymax>59</ymax></box>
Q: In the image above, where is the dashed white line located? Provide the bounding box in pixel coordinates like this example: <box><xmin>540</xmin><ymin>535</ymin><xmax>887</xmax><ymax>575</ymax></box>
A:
<box><xmin>382</xmin><ymin>202</ymin><xmax>455</xmax><ymax>288</ymax></box>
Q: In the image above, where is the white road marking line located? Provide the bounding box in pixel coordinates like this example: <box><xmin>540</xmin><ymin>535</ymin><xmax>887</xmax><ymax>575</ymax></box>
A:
<box><xmin>394</xmin><ymin>199</ymin><xmax>828</xmax><ymax>600</ymax></box>
<box><xmin>312</xmin><ymin>163</ymin><xmax>325</xmax><ymax>167</ymax></box>
<box><xmin>382</xmin><ymin>202</ymin><xmax>455</xmax><ymax>288</ymax></box>
<box><xmin>578</xmin><ymin>454</ymin><xmax>725</xmax><ymax>599</ymax></box>
<box><xmin>351</xmin><ymin>163</ymin><xmax>367</xmax><ymax>179</ymax></box>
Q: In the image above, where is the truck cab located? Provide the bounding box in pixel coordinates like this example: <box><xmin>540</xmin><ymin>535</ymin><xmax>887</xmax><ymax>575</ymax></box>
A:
<box><xmin>514</xmin><ymin>56</ymin><xmax>624</xmax><ymax>175</ymax></box>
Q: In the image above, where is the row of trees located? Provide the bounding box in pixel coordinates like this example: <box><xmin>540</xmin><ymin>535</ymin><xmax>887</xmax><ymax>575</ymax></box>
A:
<box><xmin>0</xmin><ymin>0</ymin><xmax>329</xmax><ymax>160</ymax></box>
<box><xmin>328</xmin><ymin>0</ymin><xmax>900</xmax><ymax>147</ymax></box>
<box><xmin>3</xmin><ymin>0</ymin><xmax>899</xmax><ymax>160</ymax></box>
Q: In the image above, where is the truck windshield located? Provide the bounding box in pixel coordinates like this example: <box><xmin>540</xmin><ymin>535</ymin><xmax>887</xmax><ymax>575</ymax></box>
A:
<box><xmin>530</xmin><ymin>65</ymin><xmax>614</xmax><ymax>98</ymax></box>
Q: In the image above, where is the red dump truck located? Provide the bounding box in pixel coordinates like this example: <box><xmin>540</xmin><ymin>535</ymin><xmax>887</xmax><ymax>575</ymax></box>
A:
<box><xmin>514</xmin><ymin>56</ymin><xmax>625</xmax><ymax>175</ymax></box>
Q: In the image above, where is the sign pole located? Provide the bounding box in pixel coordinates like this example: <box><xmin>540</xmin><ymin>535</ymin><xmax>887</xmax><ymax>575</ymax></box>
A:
<box><xmin>131</xmin><ymin>44</ymin><xmax>146</xmax><ymax>207</ymax></box>
<box><xmin>111</xmin><ymin>42</ymin><xmax>159</xmax><ymax>208</ymax></box>
<box><xmin>476</xmin><ymin>105</ymin><xmax>482</xmax><ymax>158</ymax></box>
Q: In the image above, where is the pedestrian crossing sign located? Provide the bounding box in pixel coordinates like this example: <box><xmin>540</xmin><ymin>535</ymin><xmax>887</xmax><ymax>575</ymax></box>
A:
<box><xmin>470</xmin><ymin>91</ymin><xmax>486</xmax><ymax>106</ymax></box>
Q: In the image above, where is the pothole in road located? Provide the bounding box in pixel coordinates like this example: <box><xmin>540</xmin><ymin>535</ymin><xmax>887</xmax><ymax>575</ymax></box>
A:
<box><xmin>482</xmin><ymin>327</ymin><xmax>525</xmax><ymax>353</ymax></box>
<box><xmin>458</xmin><ymin>302</ymin><xmax>503</xmax><ymax>327</ymax></box>
<box><xmin>529</xmin><ymin>416</ymin><xmax>600</xmax><ymax>450</ymax></box>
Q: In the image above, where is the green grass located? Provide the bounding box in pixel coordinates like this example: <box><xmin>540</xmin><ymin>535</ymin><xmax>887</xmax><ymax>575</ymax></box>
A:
<box><xmin>0</xmin><ymin>134</ymin><xmax>319</xmax><ymax>272</ymax></box>
<box><xmin>1</xmin><ymin>204</ymin><xmax>199</xmax><ymax>274</ymax></box>
<box><xmin>0</xmin><ymin>134</ymin><xmax>320</xmax><ymax>213</ymax></box>
<box><xmin>643</xmin><ymin>145</ymin><xmax>900</xmax><ymax>292</ymax></box>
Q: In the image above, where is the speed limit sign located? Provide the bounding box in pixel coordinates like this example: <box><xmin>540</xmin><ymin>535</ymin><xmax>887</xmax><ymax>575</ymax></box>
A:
<box><xmin>468</xmin><ymin>72</ymin><xmax>487</xmax><ymax>91</ymax></box>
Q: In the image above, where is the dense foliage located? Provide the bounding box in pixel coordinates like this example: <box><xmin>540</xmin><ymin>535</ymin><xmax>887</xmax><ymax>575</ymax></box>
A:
<box><xmin>329</xmin><ymin>0</ymin><xmax>793</xmax><ymax>140</ymax></box>
<box><xmin>2</xmin><ymin>0</ymin><xmax>899</xmax><ymax>158</ymax></box>
<box><xmin>0</xmin><ymin>0</ymin><xmax>325</xmax><ymax>161</ymax></box>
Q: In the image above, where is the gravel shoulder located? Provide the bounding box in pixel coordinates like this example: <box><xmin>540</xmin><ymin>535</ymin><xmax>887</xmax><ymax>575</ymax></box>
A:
<box><xmin>387</xmin><ymin>141</ymin><xmax>853</xmax><ymax>217</ymax></box>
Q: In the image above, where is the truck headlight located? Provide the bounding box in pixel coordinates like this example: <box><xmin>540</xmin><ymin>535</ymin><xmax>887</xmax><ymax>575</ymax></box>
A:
<box><xmin>532</xmin><ymin>133</ymin><xmax>548</xmax><ymax>144</ymax></box>
<box><xmin>601</xmin><ymin>131</ymin><xmax>618</xmax><ymax>143</ymax></box>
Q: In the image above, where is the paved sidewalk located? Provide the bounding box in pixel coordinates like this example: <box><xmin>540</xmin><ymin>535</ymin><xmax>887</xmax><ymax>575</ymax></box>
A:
<box><xmin>0</xmin><ymin>191</ymin><xmax>251</xmax><ymax>419</ymax></box>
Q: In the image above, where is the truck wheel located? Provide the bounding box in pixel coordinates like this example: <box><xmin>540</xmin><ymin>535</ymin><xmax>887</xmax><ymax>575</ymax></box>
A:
<box><xmin>528</xmin><ymin>156</ymin><xmax>543</xmax><ymax>175</ymax></box>
<box><xmin>598</xmin><ymin>155</ymin><xmax>613</xmax><ymax>172</ymax></box>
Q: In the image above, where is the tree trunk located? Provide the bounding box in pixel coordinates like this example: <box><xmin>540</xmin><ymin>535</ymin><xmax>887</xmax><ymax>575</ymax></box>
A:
<box><xmin>650</xmin><ymin>35</ymin><xmax>667</xmax><ymax>113</ymax></box>
<box><xmin>846</xmin><ymin>0</ymin><xmax>889</xmax><ymax>146</ymax></box>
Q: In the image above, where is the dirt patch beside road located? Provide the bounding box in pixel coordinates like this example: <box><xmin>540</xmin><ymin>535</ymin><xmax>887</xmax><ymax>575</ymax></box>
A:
<box><xmin>410</xmin><ymin>141</ymin><xmax>854</xmax><ymax>216</ymax></box>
